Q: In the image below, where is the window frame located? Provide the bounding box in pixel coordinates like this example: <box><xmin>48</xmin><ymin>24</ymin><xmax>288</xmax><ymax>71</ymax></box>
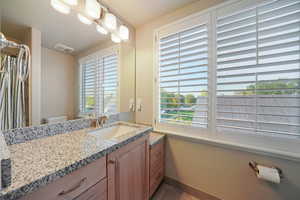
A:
<box><xmin>153</xmin><ymin>0</ymin><xmax>300</xmax><ymax>138</ymax></box>
<box><xmin>154</xmin><ymin>12</ymin><xmax>214</xmax><ymax>134</ymax></box>
<box><xmin>78</xmin><ymin>46</ymin><xmax>120</xmax><ymax>117</ymax></box>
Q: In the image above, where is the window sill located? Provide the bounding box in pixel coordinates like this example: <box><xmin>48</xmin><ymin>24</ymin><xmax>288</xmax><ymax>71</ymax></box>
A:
<box><xmin>154</xmin><ymin>126</ymin><xmax>300</xmax><ymax>163</ymax></box>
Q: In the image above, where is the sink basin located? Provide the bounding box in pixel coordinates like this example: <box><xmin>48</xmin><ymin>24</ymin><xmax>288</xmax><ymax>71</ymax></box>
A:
<box><xmin>88</xmin><ymin>125</ymin><xmax>138</xmax><ymax>140</ymax></box>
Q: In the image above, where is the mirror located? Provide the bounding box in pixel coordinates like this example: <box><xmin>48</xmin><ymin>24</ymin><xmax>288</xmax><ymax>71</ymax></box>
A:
<box><xmin>0</xmin><ymin>0</ymin><xmax>136</xmax><ymax>131</ymax></box>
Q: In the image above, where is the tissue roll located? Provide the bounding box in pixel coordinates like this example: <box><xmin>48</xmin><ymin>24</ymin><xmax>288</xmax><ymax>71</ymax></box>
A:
<box><xmin>257</xmin><ymin>165</ymin><xmax>280</xmax><ymax>184</ymax></box>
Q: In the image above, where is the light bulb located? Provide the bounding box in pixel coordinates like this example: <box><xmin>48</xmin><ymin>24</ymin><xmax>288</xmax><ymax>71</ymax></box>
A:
<box><xmin>85</xmin><ymin>0</ymin><xmax>101</xmax><ymax>19</ymax></box>
<box><xmin>111</xmin><ymin>34</ymin><xmax>121</xmax><ymax>43</ymax></box>
<box><xmin>96</xmin><ymin>25</ymin><xmax>108</xmax><ymax>35</ymax></box>
<box><xmin>119</xmin><ymin>25</ymin><xmax>129</xmax><ymax>40</ymax></box>
<box><xmin>63</xmin><ymin>0</ymin><xmax>78</xmax><ymax>6</ymax></box>
<box><xmin>51</xmin><ymin>0</ymin><xmax>71</xmax><ymax>14</ymax></box>
<box><xmin>104</xmin><ymin>13</ymin><xmax>117</xmax><ymax>30</ymax></box>
<box><xmin>77</xmin><ymin>13</ymin><xmax>93</xmax><ymax>25</ymax></box>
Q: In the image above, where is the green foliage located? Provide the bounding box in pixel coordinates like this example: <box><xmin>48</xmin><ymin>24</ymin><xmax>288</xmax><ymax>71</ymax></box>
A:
<box><xmin>185</xmin><ymin>94</ymin><xmax>197</xmax><ymax>104</ymax></box>
<box><xmin>160</xmin><ymin>89</ymin><xmax>199</xmax><ymax>122</ymax></box>
<box><xmin>161</xmin><ymin>110</ymin><xmax>195</xmax><ymax>123</ymax></box>
<box><xmin>160</xmin><ymin>90</ymin><xmax>184</xmax><ymax>108</ymax></box>
<box><xmin>199</xmin><ymin>91</ymin><xmax>208</xmax><ymax>97</ymax></box>
<box><xmin>238</xmin><ymin>80</ymin><xmax>300</xmax><ymax>95</ymax></box>
<box><xmin>86</xmin><ymin>96</ymin><xmax>95</xmax><ymax>111</ymax></box>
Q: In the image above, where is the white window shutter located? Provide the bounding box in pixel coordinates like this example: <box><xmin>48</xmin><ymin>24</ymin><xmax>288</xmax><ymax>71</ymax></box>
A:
<box><xmin>103</xmin><ymin>54</ymin><xmax>118</xmax><ymax>114</ymax></box>
<box><xmin>80</xmin><ymin>58</ymin><xmax>97</xmax><ymax>114</ymax></box>
<box><xmin>216</xmin><ymin>0</ymin><xmax>300</xmax><ymax>136</ymax></box>
<box><xmin>80</xmin><ymin>51</ymin><xmax>119</xmax><ymax>116</ymax></box>
<box><xmin>158</xmin><ymin>24</ymin><xmax>209</xmax><ymax>127</ymax></box>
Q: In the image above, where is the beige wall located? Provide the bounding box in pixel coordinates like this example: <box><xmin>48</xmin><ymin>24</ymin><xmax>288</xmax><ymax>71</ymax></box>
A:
<box><xmin>24</xmin><ymin>27</ymin><xmax>42</xmax><ymax>126</ymax></box>
<box><xmin>165</xmin><ymin>136</ymin><xmax>300</xmax><ymax>200</ymax></box>
<box><xmin>119</xmin><ymin>43</ymin><xmax>136</xmax><ymax>114</ymax></box>
<box><xmin>41</xmin><ymin>47</ymin><xmax>76</xmax><ymax>120</ymax></box>
<box><xmin>135</xmin><ymin>0</ymin><xmax>300</xmax><ymax>199</ymax></box>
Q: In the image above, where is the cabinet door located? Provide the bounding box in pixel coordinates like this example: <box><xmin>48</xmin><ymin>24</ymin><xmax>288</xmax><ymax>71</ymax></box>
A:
<box><xmin>108</xmin><ymin>135</ymin><xmax>149</xmax><ymax>200</ymax></box>
<box><xmin>149</xmin><ymin>140</ymin><xmax>164</xmax><ymax>197</ymax></box>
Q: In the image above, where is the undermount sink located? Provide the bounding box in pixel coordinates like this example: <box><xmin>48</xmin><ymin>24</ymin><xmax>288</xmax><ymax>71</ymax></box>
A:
<box><xmin>88</xmin><ymin>124</ymin><xmax>139</xmax><ymax>140</ymax></box>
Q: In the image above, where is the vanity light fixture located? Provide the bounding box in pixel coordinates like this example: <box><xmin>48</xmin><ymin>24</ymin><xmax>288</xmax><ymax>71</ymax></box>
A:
<box><xmin>119</xmin><ymin>25</ymin><xmax>129</xmax><ymax>41</ymax></box>
<box><xmin>111</xmin><ymin>34</ymin><xmax>121</xmax><ymax>43</ymax></box>
<box><xmin>50</xmin><ymin>0</ymin><xmax>130</xmax><ymax>43</ymax></box>
<box><xmin>63</xmin><ymin>0</ymin><xmax>78</xmax><ymax>6</ymax></box>
<box><xmin>77</xmin><ymin>13</ymin><xmax>93</xmax><ymax>25</ymax></box>
<box><xmin>51</xmin><ymin>0</ymin><xmax>71</xmax><ymax>14</ymax></box>
<box><xmin>96</xmin><ymin>25</ymin><xmax>108</xmax><ymax>35</ymax></box>
<box><xmin>85</xmin><ymin>0</ymin><xmax>101</xmax><ymax>19</ymax></box>
<box><xmin>104</xmin><ymin>13</ymin><xmax>117</xmax><ymax>30</ymax></box>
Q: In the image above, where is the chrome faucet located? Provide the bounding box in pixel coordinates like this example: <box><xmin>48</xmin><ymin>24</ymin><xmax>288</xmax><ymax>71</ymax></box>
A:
<box><xmin>96</xmin><ymin>115</ymin><xmax>108</xmax><ymax>128</ymax></box>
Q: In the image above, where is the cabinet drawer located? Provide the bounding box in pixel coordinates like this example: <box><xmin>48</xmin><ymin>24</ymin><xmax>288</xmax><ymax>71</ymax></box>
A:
<box><xmin>75</xmin><ymin>178</ymin><xmax>107</xmax><ymax>200</ymax></box>
<box><xmin>150</xmin><ymin>141</ymin><xmax>164</xmax><ymax>175</ymax></box>
<box><xmin>150</xmin><ymin>167</ymin><xmax>163</xmax><ymax>197</ymax></box>
<box><xmin>150</xmin><ymin>142</ymin><xmax>163</xmax><ymax>166</ymax></box>
<box><xmin>150</xmin><ymin>159</ymin><xmax>163</xmax><ymax>178</ymax></box>
<box><xmin>149</xmin><ymin>140</ymin><xmax>164</xmax><ymax>197</ymax></box>
<box><xmin>20</xmin><ymin>157</ymin><xmax>107</xmax><ymax>200</ymax></box>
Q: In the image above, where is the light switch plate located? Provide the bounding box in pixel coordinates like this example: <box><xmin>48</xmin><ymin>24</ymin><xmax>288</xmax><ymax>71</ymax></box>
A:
<box><xmin>129</xmin><ymin>98</ymin><xmax>135</xmax><ymax>112</ymax></box>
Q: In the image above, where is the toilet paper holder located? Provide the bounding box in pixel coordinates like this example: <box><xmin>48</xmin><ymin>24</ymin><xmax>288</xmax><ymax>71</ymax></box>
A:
<box><xmin>249</xmin><ymin>161</ymin><xmax>283</xmax><ymax>178</ymax></box>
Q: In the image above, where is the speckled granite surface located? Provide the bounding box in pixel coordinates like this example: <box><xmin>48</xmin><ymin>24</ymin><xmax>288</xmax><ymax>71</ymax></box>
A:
<box><xmin>0</xmin><ymin>122</ymin><xmax>152</xmax><ymax>200</ymax></box>
<box><xmin>149</xmin><ymin>132</ymin><xmax>165</xmax><ymax>146</ymax></box>
<box><xmin>0</xmin><ymin>132</ymin><xmax>11</xmax><ymax>189</ymax></box>
<box><xmin>2</xmin><ymin>118</ymin><xmax>93</xmax><ymax>145</ymax></box>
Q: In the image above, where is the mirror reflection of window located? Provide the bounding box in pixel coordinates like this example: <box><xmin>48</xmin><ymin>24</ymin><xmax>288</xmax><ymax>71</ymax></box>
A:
<box><xmin>79</xmin><ymin>49</ymin><xmax>119</xmax><ymax>117</ymax></box>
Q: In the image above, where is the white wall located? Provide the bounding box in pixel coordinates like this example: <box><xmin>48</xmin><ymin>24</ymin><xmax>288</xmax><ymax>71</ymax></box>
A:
<box><xmin>41</xmin><ymin>47</ymin><xmax>76</xmax><ymax>120</ymax></box>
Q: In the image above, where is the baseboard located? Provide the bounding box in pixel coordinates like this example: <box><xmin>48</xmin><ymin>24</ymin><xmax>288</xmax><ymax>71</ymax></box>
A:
<box><xmin>164</xmin><ymin>176</ymin><xmax>221</xmax><ymax>200</ymax></box>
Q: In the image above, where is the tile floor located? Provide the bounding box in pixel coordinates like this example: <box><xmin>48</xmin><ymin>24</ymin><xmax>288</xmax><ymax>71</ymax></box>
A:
<box><xmin>152</xmin><ymin>183</ymin><xmax>200</xmax><ymax>200</ymax></box>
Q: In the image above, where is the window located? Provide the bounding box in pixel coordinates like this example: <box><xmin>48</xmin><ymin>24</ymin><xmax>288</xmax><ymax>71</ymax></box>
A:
<box><xmin>158</xmin><ymin>23</ymin><xmax>209</xmax><ymax>128</ymax></box>
<box><xmin>103</xmin><ymin>54</ymin><xmax>118</xmax><ymax>114</ymax></box>
<box><xmin>155</xmin><ymin>0</ymin><xmax>300</xmax><ymax>138</ymax></box>
<box><xmin>216</xmin><ymin>0</ymin><xmax>300</xmax><ymax>136</ymax></box>
<box><xmin>79</xmin><ymin>49</ymin><xmax>119</xmax><ymax>116</ymax></box>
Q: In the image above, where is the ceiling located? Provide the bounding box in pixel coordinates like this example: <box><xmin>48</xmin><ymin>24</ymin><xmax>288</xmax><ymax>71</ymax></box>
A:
<box><xmin>1</xmin><ymin>0</ymin><xmax>198</xmax><ymax>54</ymax></box>
<box><xmin>101</xmin><ymin>0</ymin><xmax>198</xmax><ymax>27</ymax></box>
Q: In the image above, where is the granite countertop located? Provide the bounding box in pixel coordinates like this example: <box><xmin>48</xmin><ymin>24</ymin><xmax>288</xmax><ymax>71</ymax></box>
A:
<box><xmin>0</xmin><ymin>133</ymin><xmax>10</xmax><ymax>160</ymax></box>
<box><xmin>0</xmin><ymin>122</ymin><xmax>152</xmax><ymax>200</ymax></box>
<box><xmin>149</xmin><ymin>132</ymin><xmax>165</xmax><ymax>146</ymax></box>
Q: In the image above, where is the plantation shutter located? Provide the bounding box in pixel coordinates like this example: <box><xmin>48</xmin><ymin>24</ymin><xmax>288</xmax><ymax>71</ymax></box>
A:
<box><xmin>80</xmin><ymin>58</ymin><xmax>97</xmax><ymax>113</ymax></box>
<box><xmin>103</xmin><ymin>54</ymin><xmax>118</xmax><ymax>114</ymax></box>
<box><xmin>216</xmin><ymin>0</ymin><xmax>300</xmax><ymax>136</ymax></box>
<box><xmin>80</xmin><ymin>50</ymin><xmax>119</xmax><ymax>116</ymax></box>
<box><xmin>158</xmin><ymin>23</ymin><xmax>209</xmax><ymax>128</ymax></box>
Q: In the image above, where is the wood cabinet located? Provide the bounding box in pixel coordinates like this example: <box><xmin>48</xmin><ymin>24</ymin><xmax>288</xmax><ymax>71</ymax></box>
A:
<box><xmin>149</xmin><ymin>139</ymin><xmax>164</xmax><ymax>197</ymax></box>
<box><xmin>20</xmin><ymin>157</ymin><xmax>107</xmax><ymax>200</ymax></box>
<box><xmin>107</xmin><ymin>135</ymin><xmax>149</xmax><ymax>200</ymax></box>
<box><xmin>75</xmin><ymin>178</ymin><xmax>107</xmax><ymax>200</ymax></box>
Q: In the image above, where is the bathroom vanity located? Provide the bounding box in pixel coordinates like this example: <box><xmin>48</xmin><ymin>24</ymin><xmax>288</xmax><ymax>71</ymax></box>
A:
<box><xmin>18</xmin><ymin>135</ymin><xmax>149</xmax><ymax>200</ymax></box>
<box><xmin>0</xmin><ymin>122</ymin><xmax>156</xmax><ymax>200</ymax></box>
